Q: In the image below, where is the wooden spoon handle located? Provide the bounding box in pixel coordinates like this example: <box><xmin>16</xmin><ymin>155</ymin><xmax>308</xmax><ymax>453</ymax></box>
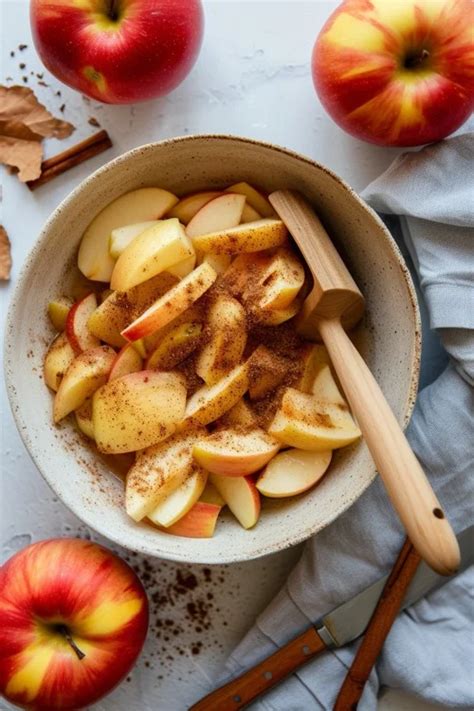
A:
<box><xmin>334</xmin><ymin>539</ymin><xmax>421</xmax><ymax>710</ymax></box>
<box><xmin>318</xmin><ymin>318</ymin><xmax>460</xmax><ymax>576</ymax></box>
<box><xmin>188</xmin><ymin>628</ymin><xmax>327</xmax><ymax>711</ymax></box>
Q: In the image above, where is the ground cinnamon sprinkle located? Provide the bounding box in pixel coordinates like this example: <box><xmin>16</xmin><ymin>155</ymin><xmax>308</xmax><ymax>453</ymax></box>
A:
<box><xmin>119</xmin><ymin>554</ymin><xmax>228</xmax><ymax>671</ymax></box>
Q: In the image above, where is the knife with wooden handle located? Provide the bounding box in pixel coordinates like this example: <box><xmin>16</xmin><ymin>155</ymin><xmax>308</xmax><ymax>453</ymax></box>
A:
<box><xmin>189</xmin><ymin>526</ymin><xmax>473</xmax><ymax>711</ymax></box>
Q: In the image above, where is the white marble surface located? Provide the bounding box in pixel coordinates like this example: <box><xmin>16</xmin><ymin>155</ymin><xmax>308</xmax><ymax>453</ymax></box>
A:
<box><xmin>0</xmin><ymin>1</ymin><xmax>446</xmax><ymax>709</ymax></box>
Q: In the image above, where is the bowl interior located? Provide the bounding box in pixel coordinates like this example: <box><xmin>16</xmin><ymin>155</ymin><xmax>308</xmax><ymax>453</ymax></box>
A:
<box><xmin>5</xmin><ymin>136</ymin><xmax>420</xmax><ymax>564</ymax></box>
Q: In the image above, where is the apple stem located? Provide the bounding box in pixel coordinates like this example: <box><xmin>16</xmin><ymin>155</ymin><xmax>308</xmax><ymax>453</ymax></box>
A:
<box><xmin>107</xmin><ymin>0</ymin><xmax>120</xmax><ymax>21</ymax></box>
<box><xmin>405</xmin><ymin>48</ymin><xmax>430</xmax><ymax>69</ymax></box>
<box><xmin>57</xmin><ymin>625</ymin><xmax>86</xmax><ymax>660</ymax></box>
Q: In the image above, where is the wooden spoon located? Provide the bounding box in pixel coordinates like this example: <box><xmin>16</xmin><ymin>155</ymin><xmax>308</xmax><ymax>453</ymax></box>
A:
<box><xmin>269</xmin><ymin>189</ymin><xmax>460</xmax><ymax>576</ymax></box>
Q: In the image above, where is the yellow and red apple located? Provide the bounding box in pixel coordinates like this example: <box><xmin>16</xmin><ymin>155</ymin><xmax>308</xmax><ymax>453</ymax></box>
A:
<box><xmin>0</xmin><ymin>538</ymin><xmax>148</xmax><ymax>710</ymax></box>
<box><xmin>30</xmin><ymin>0</ymin><xmax>204</xmax><ymax>104</ymax></box>
<box><xmin>313</xmin><ymin>0</ymin><xmax>474</xmax><ymax>146</ymax></box>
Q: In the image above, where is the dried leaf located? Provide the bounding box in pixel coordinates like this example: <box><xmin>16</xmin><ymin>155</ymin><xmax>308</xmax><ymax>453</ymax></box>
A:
<box><xmin>0</xmin><ymin>226</ymin><xmax>12</xmax><ymax>280</ymax></box>
<box><xmin>0</xmin><ymin>85</ymin><xmax>74</xmax><ymax>182</ymax></box>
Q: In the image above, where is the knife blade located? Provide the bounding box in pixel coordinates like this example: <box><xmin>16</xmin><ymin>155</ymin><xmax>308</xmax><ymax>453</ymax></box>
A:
<box><xmin>317</xmin><ymin>525</ymin><xmax>474</xmax><ymax>649</ymax></box>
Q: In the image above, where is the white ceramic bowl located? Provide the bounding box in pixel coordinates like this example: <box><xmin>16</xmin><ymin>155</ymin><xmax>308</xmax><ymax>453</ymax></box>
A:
<box><xmin>4</xmin><ymin>135</ymin><xmax>420</xmax><ymax>564</ymax></box>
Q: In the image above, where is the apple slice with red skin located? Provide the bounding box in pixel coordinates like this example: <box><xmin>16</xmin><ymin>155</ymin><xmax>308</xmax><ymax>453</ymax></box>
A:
<box><xmin>257</xmin><ymin>448</ymin><xmax>332</xmax><ymax>498</ymax></box>
<box><xmin>161</xmin><ymin>501</ymin><xmax>222</xmax><ymax>538</ymax></box>
<box><xmin>167</xmin><ymin>191</ymin><xmax>222</xmax><ymax>225</ymax></box>
<box><xmin>209</xmin><ymin>474</ymin><xmax>261</xmax><ymax>529</ymax></box>
<box><xmin>147</xmin><ymin>467</ymin><xmax>208</xmax><ymax>527</ymax></box>
<box><xmin>88</xmin><ymin>272</ymin><xmax>178</xmax><ymax>349</ymax></box>
<box><xmin>93</xmin><ymin>371</ymin><xmax>186</xmax><ymax>454</ymax></box>
<box><xmin>54</xmin><ymin>346</ymin><xmax>116</xmax><ymax>423</ymax></box>
<box><xmin>122</xmin><ymin>263</ymin><xmax>217</xmax><ymax>342</ymax></box>
<box><xmin>186</xmin><ymin>193</ymin><xmax>245</xmax><ymax>238</ymax></box>
<box><xmin>193</xmin><ymin>428</ymin><xmax>280</xmax><ymax>477</ymax></box>
<box><xmin>44</xmin><ymin>332</ymin><xmax>75</xmax><ymax>391</ymax></box>
<box><xmin>66</xmin><ymin>293</ymin><xmax>101</xmax><ymax>354</ymax></box>
<box><xmin>109</xmin><ymin>344</ymin><xmax>143</xmax><ymax>381</ymax></box>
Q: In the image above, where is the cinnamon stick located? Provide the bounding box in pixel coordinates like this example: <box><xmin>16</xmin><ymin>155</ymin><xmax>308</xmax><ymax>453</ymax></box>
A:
<box><xmin>27</xmin><ymin>130</ymin><xmax>112</xmax><ymax>190</ymax></box>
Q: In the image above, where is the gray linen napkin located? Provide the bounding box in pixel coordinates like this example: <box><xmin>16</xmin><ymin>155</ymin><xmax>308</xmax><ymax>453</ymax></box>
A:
<box><xmin>223</xmin><ymin>132</ymin><xmax>474</xmax><ymax>710</ymax></box>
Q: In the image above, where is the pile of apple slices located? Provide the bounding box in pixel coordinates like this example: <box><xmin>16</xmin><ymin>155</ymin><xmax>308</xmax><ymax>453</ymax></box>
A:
<box><xmin>44</xmin><ymin>182</ymin><xmax>361</xmax><ymax>538</ymax></box>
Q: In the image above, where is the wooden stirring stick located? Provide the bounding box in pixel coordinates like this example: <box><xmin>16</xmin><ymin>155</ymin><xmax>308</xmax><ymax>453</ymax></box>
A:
<box><xmin>269</xmin><ymin>190</ymin><xmax>459</xmax><ymax>576</ymax></box>
<box><xmin>334</xmin><ymin>539</ymin><xmax>421</xmax><ymax>710</ymax></box>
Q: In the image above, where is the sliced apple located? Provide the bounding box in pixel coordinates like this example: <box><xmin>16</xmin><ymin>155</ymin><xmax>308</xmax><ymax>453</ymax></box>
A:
<box><xmin>186</xmin><ymin>193</ymin><xmax>245</xmax><ymax>239</ymax></box>
<box><xmin>192</xmin><ymin>219</ymin><xmax>288</xmax><ymax>255</ymax></box>
<box><xmin>200</xmin><ymin>482</ymin><xmax>226</xmax><ymax>507</ymax></box>
<box><xmin>122</xmin><ymin>263</ymin><xmax>217</xmax><ymax>342</ymax></box>
<box><xmin>295</xmin><ymin>344</ymin><xmax>331</xmax><ymax>392</ymax></box>
<box><xmin>109</xmin><ymin>221</ymin><xmax>159</xmax><ymax>259</ymax></box>
<box><xmin>93</xmin><ymin>370</ymin><xmax>186</xmax><ymax>454</ymax></box>
<box><xmin>311</xmin><ymin>365</ymin><xmax>346</xmax><ymax>407</ymax></box>
<box><xmin>193</xmin><ymin>427</ymin><xmax>279</xmax><ymax>476</ymax></box>
<box><xmin>226</xmin><ymin>182</ymin><xmax>274</xmax><ymax>218</ymax></box>
<box><xmin>184</xmin><ymin>363</ymin><xmax>249</xmax><ymax>426</ymax></box>
<box><xmin>209</xmin><ymin>474</ymin><xmax>260</xmax><ymax>529</ymax></box>
<box><xmin>109</xmin><ymin>344</ymin><xmax>143</xmax><ymax>381</ymax></box>
<box><xmin>125</xmin><ymin>427</ymin><xmax>203</xmax><ymax>521</ymax></box>
<box><xmin>268</xmin><ymin>387</ymin><xmax>361</xmax><ymax>451</ymax></box>
<box><xmin>255</xmin><ymin>248</ymin><xmax>305</xmax><ymax>310</ymax></box>
<box><xmin>162</xmin><ymin>501</ymin><xmax>221</xmax><ymax>538</ymax></box>
<box><xmin>100</xmin><ymin>288</ymin><xmax>113</xmax><ymax>303</ymax></box>
<box><xmin>75</xmin><ymin>398</ymin><xmax>95</xmax><ymax>440</ymax></box>
<box><xmin>219</xmin><ymin>399</ymin><xmax>257</xmax><ymax>428</ymax></box>
<box><xmin>167</xmin><ymin>254</ymin><xmax>197</xmax><ymax>279</ymax></box>
<box><xmin>66</xmin><ymin>293</ymin><xmax>100</xmax><ymax>354</ymax></box>
<box><xmin>202</xmin><ymin>253</ymin><xmax>232</xmax><ymax>274</ymax></box>
<box><xmin>256</xmin><ymin>448</ymin><xmax>332</xmax><ymax>498</ymax></box>
<box><xmin>44</xmin><ymin>332</ymin><xmax>75</xmax><ymax>391</ymax></box>
<box><xmin>241</xmin><ymin>203</ymin><xmax>262</xmax><ymax>223</ymax></box>
<box><xmin>53</xmin><ymin>346</ymin><xmax>116</xmax><ymax>423</ymax></box>
<box><xmin>142</xmin><ymin>301</ymin><xmax>205</xmax><ymax>355</ymax></box>
<box><xmin>146</xmin><ymin>322</ymin><xmax>202</xmax><ymax>370</ymax></box>
<box><xmin>88</xmin><ymin>272</ymin><xmax>178</xmax><ymax>348</ymax></box>
<box><xmin>147</xmin><ymin>467</ymin><xmax>208</xmax><ymax>527</ymax></box>
<box><xmin>167</xmin><ymin>191</ymin><xmax>222</xmax><ymax>225</ymax></box>
<box><xmin>110</xmin><ymin>218</ymin><xmax>195</xmax><ymax>291</ymax></box>
<box><xmin>220</xmin><ymin>252</ymin><xmax>268</xmax><ymax>298</ymax></box>
<box><xmin>48</xmin><ymin>297</ymin><xmax>73</xmax><ymax>332</ymax></box>
<box><xmin>247</xmin><ymin>345</ymin><xmax>290</xmax><ymax>400</ymax></box>
<box><xmin>255</xmin><ymin>298</ymin><xmax>301</xmax><ymax>326</ymax></box>
<box><xmin>195</xmin><ymin>294</ymin><xmax>247</xmax><ymax>385</ymax></box>
<box><xmin>78</xmin><ymin>187</ymin><xmax>178</xmax><ymax>282</ymax></box>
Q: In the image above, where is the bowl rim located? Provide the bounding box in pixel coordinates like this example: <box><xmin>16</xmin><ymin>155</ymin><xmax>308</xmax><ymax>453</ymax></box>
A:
<box><xmin>4</xmin><ymin>133</ymin><xmax>421</xmax><ymax>563</ymax></box>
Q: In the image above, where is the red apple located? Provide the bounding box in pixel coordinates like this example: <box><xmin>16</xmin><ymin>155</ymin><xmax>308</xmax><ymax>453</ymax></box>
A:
<box><xmin>312</xmin><ymin>0</ymin><xmax>474</xmax><ymax>146</ymax></box>
<box><xmin>0</xmin><ymin>539</ymin><xmax>148</xmax><ymax>710</ymax></box>
<box><xmin>30</xmin><ymin>0</ymin><xmax>204</xmax><ymax>104</ymax></box>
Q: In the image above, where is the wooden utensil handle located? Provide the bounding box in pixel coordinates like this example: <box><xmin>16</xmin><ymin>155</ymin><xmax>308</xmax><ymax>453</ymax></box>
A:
<box><xmin>334</xmin><ymin>539</ymin><xmax>421</xmax><ymax>710</ymax></box>
<box><xmin>319</xmin><ymin>318</ymin><xmax>460</xmax><ymax>576</ymax></box>
<box><xmin>189</xmin><ymin>628</ymin><xmax>326</xmax><ymax>711</ymax></box>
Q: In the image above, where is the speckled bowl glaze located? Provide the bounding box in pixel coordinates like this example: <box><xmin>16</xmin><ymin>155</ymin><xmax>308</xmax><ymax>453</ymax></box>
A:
<box><xmin>5</xmin><ymin>135</ymin><xmax>421</xmax><ymax>564</ymax></box>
